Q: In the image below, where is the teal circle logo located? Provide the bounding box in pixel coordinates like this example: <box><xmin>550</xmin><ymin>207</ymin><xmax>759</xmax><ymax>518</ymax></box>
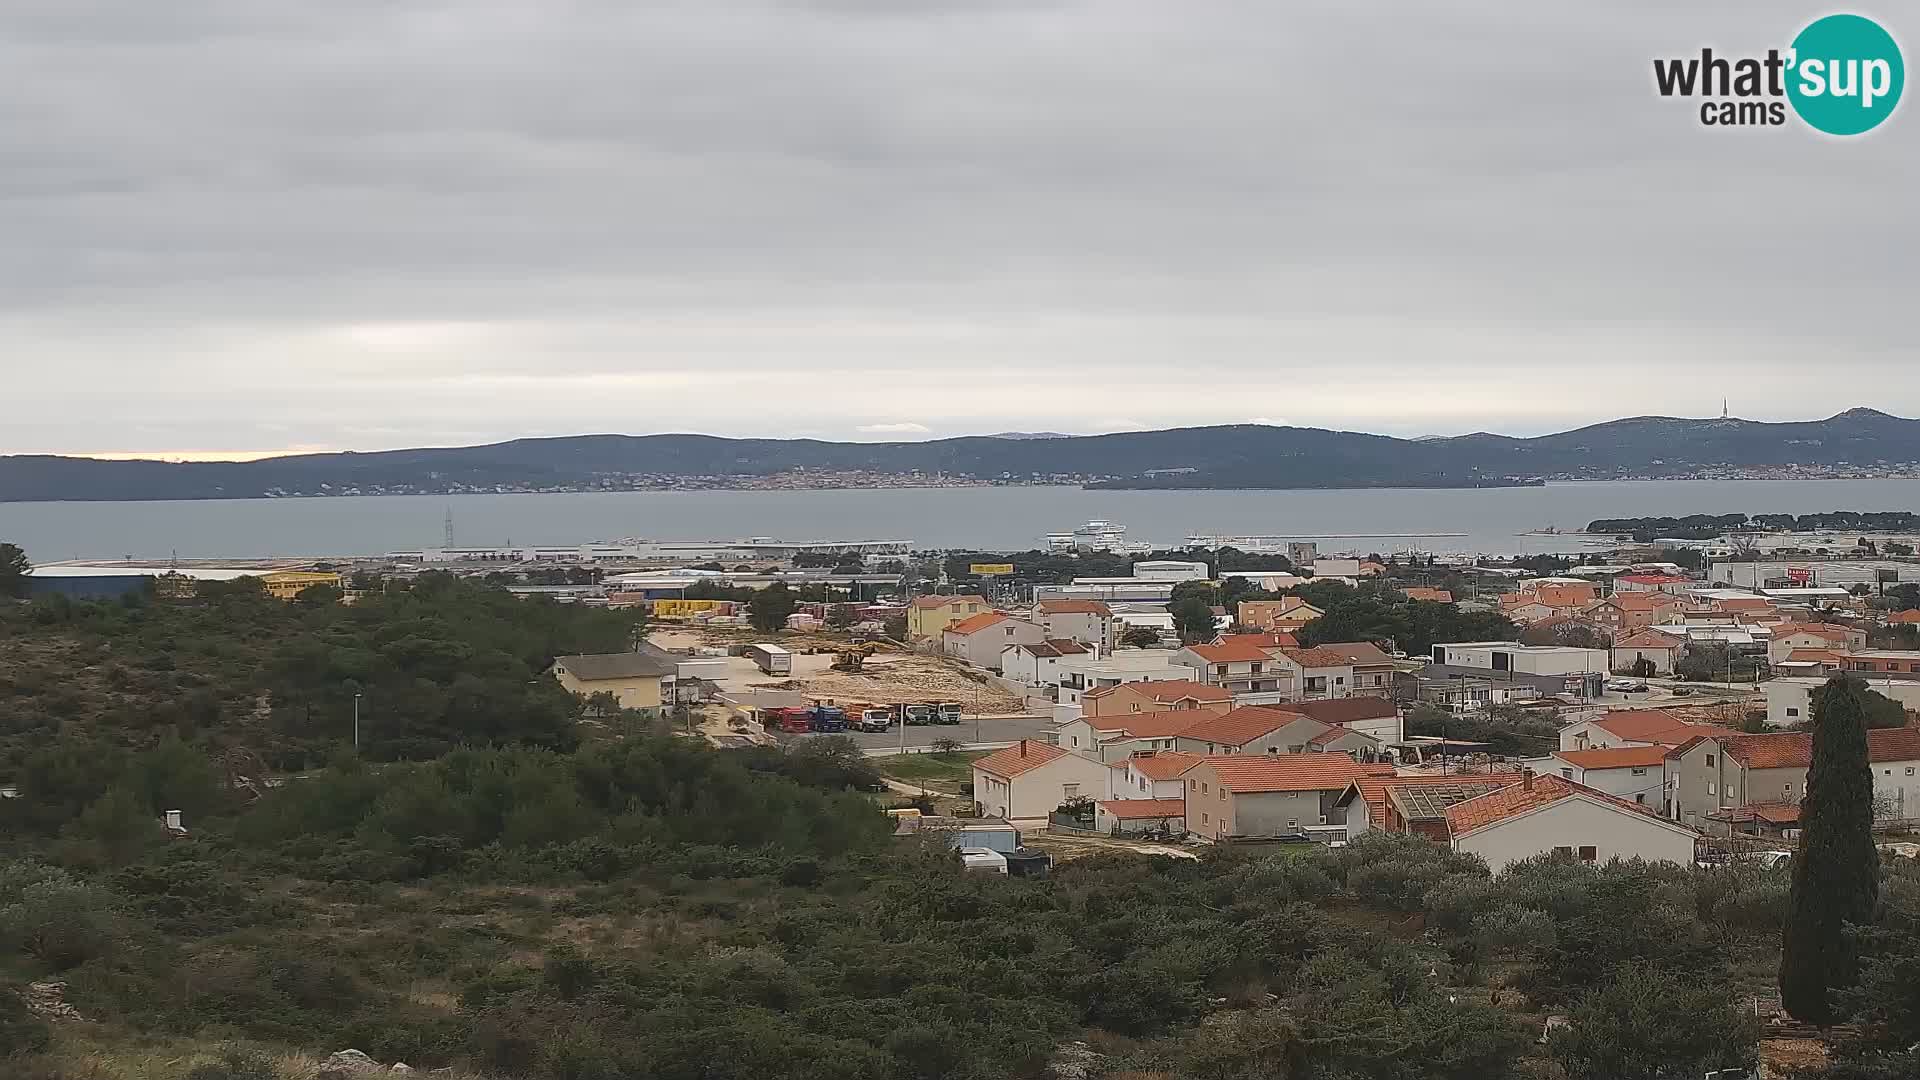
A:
<box><xmin>1787</xmin><ymin>14</ymin><xmax>1904</xmax><ymax>135</ymax></box>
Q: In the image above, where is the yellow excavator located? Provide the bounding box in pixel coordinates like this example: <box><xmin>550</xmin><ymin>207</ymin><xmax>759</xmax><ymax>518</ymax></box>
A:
<box><xmin>832</xmin><ymin>642</ymin><xmax>881</xmax><ymax>672</ymax></box>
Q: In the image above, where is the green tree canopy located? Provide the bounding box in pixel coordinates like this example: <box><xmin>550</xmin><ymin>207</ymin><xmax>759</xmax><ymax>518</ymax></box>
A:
<box><xmin>0</xmin><ymin>542</ymin><xmax>29</xmax><ymax>598</ymax></box>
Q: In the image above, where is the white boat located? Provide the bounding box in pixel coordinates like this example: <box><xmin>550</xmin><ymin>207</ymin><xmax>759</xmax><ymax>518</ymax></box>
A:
<box><xmin>1048</xmin><ymin>520</ymin><xmax>1132</xmax><ymax>552</ymax></box>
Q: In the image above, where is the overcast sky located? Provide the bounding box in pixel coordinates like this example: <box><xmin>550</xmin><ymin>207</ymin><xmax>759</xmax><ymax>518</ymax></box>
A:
<box><xmin>4</xmin><ymin>1</ymin><xmax>1914</xmax><ymax>458</ymax></box>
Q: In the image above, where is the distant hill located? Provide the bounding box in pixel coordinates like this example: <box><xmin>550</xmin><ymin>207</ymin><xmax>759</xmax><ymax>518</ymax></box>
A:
<box><xmin>4</xmin><ymin>409</ymin><xmax>1918</xmax><ymax>501</ymax></box>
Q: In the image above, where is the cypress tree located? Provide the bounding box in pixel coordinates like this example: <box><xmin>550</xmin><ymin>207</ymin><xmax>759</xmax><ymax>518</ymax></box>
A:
<box><xmin>1779</xmin><ymin>676</ymin><xmax>1881</xmax><ymax>1024</ymax></box>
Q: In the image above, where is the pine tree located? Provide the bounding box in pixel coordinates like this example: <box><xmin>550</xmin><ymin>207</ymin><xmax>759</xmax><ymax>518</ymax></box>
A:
<box><xmin>1779</xmin><ymin>675</ymin><xmax>1881</xmax><ymax>1024</ymax></box>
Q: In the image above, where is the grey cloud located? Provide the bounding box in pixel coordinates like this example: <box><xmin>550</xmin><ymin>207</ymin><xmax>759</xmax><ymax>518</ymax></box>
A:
<box><xmin>1</xmin><ymin>1</ymin><xmax>1914</xmax><ymax>454</ymax></box>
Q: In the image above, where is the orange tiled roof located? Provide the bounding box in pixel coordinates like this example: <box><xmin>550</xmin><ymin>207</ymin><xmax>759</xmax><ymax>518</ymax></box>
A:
<box><xmin>1340</xmin><ymin>772</ymin><xmax>1525</xmax><ymax>828</ymax></box>
<box><xmin>1612</xmin><ymin>592</ymin><xmax>1678</xmax><ymax>612</ymax></box>
<box><xmin>1036</xmin><ymin>599</ymin><xmax>1113</xmax><ymax>616</ymax></box>
<box><xmin>1591</xmin><ymin>709</ymin><xmax>1732</xmax><ymax>746</ymax></box>
<box><xmin>1115</xmin><ymin>750</ymin><xmax>1205</xmax><ymax>780</ymax></box>
<box><xmin>1186</xmin><ymin>639</ymin><xmax>1281</xmax><ymax>663</ymax></box>
<box><xmin>1084</xmin><ymin>679</ymin><xmax>1232</xmax><ymax>704</ymax></box>
<box><xmin>1282</xmin><ymin>646</ymin><xmax>1363</xmax><ymax>668</ymax></box>
<box><xmin>1553</xmin><ymin>746</ymin><xmax>1670</xmax><ymax>770</ymax></box>
<box><xmin>944</xmin><ymin>612</ymin><xmax>1007</xmax><ymax>635</ymax></box>
<box><xmin>1278</xmin><ymin>696</ymin><xmax>1398</xmax><ymax>726</ymax></box>
<box><xmin>1176</xmin><ymin>706</ymin><xmax>1309</xmax><ymax>747</ymax></box>
<box><xmin>1613</xmin><ymin>629</ymin><xmax>1681</xmax><ymax>649</ymax></box>
<box><xmin>1716</xmin><ymin>727</ymin><xmax>1920</xmax><ymax>770</ymax></box>
<box><xmin>1309</xmin><ymin>641</ymin><xmax>1394</xmax><ymax>665</ymax></box>
<box><xmin>1443</xmin><ymin>774</ymin><xmax>1669</xmax><ymax>835</ymax></box>
<box><xmin>1402</xmin><ymin>587</ymin><xmax>1453</xmax><ymax>603</ymax></box>
<box><xmin>1783</xmin><ymin>648</ymin><xmax>1845</xmax><ymax>665</ymax></box>
<box><xmin>973</xmin><ymin>740</ymin><xmax>1069</xmax><ymax>779</ymax></box>
<box><xmin>1888</xmin><ymin>610</ymin><xmax>1920</xmax><ymax>625</ymax></box>
<box><xmin>1195</xmin><ymin>754</ymin><xmax>1392</xmax><ymax>793</ymax></box>
<box><xmin>1086</xmin><ymin>711</ymin><xmax>1215</xmax><ymax>738</ymax></box>
<box><xmin>1096</xmin><ymin>797</ymin><xmax>1188</xmax><ymax>820</ymax></box>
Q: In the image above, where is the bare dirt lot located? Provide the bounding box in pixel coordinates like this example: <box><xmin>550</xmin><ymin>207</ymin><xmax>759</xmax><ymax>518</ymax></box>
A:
<box><xmin>651</xmin><ymin>628</ymin><xmax>1026</xmax><ymax>713</ymax></box>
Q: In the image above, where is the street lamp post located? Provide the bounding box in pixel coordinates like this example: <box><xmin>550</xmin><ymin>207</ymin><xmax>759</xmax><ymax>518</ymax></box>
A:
<box><xmin>353</xmin><ymin>692</ymin><xmax>363</xmax><ymax>751</ymax></box>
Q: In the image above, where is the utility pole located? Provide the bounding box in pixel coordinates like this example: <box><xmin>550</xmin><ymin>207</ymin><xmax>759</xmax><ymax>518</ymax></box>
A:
<box><xmin>353</xmin><ymin>692</ymin><xmax>363</xmax><ymax>751</ymax></box>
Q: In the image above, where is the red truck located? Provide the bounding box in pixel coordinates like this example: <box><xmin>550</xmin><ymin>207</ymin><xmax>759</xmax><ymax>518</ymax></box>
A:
<box><xmin>764</xmin><ymin>707</ymin><xmax>813</xmax><ymax>734</ymax></box>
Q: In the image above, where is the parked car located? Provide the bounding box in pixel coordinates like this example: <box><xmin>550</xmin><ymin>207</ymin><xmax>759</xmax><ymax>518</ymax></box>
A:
<box><xmin>1605</xmin><ymin>679</ymin><xmax>1649</xmax><ymax>693</ymax></box>
<box><xmin>1670</xmin><ymin>685</ymin><xmax>1695</xmax><ymax>696</ymax></box>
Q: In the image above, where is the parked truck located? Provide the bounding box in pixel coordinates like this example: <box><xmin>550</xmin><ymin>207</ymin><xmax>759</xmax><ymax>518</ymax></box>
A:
<box><xmin>743</xmin><ymin>642</ymin><xmax>792</xmax><ymax>675</ymax></box>
<box><xmin>903</xmin><ymin>703</ymin><xmax>936</xmax><ymax>726</ymax></box>
<box><xmin>937</xmin><ymin>702</ymin><xmax>964</xmax><ymax>725</ymax></box>
<box><xmin>807</xmin><ymin>704</ymin><xmax>850</xmax><ymax>733</ymax></box>
<box><xmin>765</xmin><ymin>707</ymin><xmax>813</xmax><ymax>734</ymax></box>
<box><xmin>854</xmin><ymin>707</ymin><xmax>894</xmax><ymax>733</ymax></box>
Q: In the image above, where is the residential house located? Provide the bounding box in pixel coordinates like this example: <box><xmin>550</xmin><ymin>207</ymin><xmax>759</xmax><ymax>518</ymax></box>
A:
<box><xmin>1033</xmin><ymin>599</ymin><xmax>1116</xmax><ymax>651</ymax></box>
<box><xmin>1172</xmin><ymin>706</ymin><xmax>1331</xmax><ymax>756</ymax></box>
<box><xmin>971</xmin><ymin>740</ymin><xmax>1115</xmax><ymax>821</ymax></box>
<box><xmin>1611</xmin><ymin>629</ymin><xmax>1684</xmax><ymax>675</ymax></box>
<box><xmin>1498</xmin><ymin>597</ymin><xmax>1562</xmax><ymax>625</ymax></box>
<box><xmin>1271</xmin><ymin>646</ymin><xmax>1372</xmax><ymax>701</ymax></box>
<box><xmin>1444</xmin><ymin>773</ymin><xmax>1700</xmax><ymax>872</ymax></box>
<box><xmin>1558</xmin><ymin>709</ymin><xmax>1732</xmax><ymax>752</ymax></box>
<box><xmin>1613</xmin><ymin>573</ymin><xmax>1695</xmax><ymax>595</ymax></box>
<box><xmin>1766</xmin><ymin>676</ymin><xmax>1920</xmax><ymax>728</ymax></box>
<box><xmin>1335</xmin><ymin>773</ymin><xmax>1522</xmax><ymax>838</ymax></box>
<box><xmin>1775</xmin><ymin>648</ymin><xmax>1846</xmax><ymax>678</ymax></box>
<box><xmin>1887</xmin><ymin>610</ymin><xmax>1920</xmax><ymax>627</ymax></box>
<box><xmin>1055</xmin><ymin>653</ymin><xmax>1198</xmax><ymax>706</ymax></box>
<box><xmin>1081</xmin><ymin>679</ymin><xmax>1234</xmax><ymax>720</ymax></box>
<box><xmin>1179</xmin><ymin>755</ymin><xmax>1392</xmax><ymax>841</ymax></box>
<box><xmin>551</xmin><ymin>649</ymin><xmax>679</xmax><ymax>717</ymax></box>
<box><xmin>1174</xmin><ymin>639</ymin><xmax>1293</xmax><ymax>702</ymax></box>
<box><xmin>1237</xmin><ymin>597</ymin><xmax>1324</xmax><ymax>633</ymax></box>
<box><xmin>1401</xmin><ymin>587</ymin><xmax>1453</xmax><ymax>603</ymax></box>
<box><xmin>1093</xmin><ymin>798</ymin><xmax>1188</xmax><ymax>836</ymax></box>
<box><xmin>1841</xmin><ymin>650</ymin><xmax>1920</xmax><ymax>678</ymax></box>
<box><xmin>1305</xmin><ymin>642</ymin><xmax>1398</xmax><ymax>697</ymax></box>
<box><xmin>1665</xmin><ymin>726</ymin><xmax>1920</xmax><ymax>829</ymax></box>
<box><xmin>1306</xmin><ymin>725</ymin><xmax>1385</xmax><ymax>759</ymax></box>
<box><xmin>1106</xmin><ymin>750</ymin><xmax>1205</xmax><ymax>800</ymax></box>
<box><xmin>1056</xmin><ymin>711</ymin><xmax>1208</xmax><ymax>762</ymax></box>
<box><xmin>1000</xmin><ymin>639</ymin><xmax>1090</xmax><ymax>687</ymax></box>
<box><xmin>906</xmin><ymin>594</ymin><xmax>990</xmax><ymax>640</ymax></box>
<box><xmin>1543</xmin><ymin>746</ymin><xmax>1668</xmax><ymax>807</ymax></box>
<box><xmin>1281</xmin><ymin>695</ymin><xmax>1405</xmax><ymax>743</ymax></box>
<box><xmin>1767</xmin><ymin>622</ymin><xmax>1869</xmax><ymax>665</ymax></box>
<box><xmin>943</xmin><ymin>613</ymin><xmax>1045</xmax><ymax>671</ymax></box>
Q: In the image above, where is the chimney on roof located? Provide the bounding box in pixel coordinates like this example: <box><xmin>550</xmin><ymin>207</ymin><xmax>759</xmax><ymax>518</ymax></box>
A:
<box><xmin>1521</xmin><ymin>768</ymin><xmax>1533</xmax><ymax>791</ymax></box>
<box><xmin>1019</xmin><ymin>741</ymin><xmax>1027</xmax><ymax>758</ymax></box>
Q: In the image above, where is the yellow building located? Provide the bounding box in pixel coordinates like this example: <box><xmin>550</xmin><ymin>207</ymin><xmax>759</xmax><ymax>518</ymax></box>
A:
<box><xmin>905</xmin><ymin>594</ymin><xmax>991</xmax><ymax>640</ymax></box>
<box><xmin>260</xmin><ymin>570</ymin><xmax>344</xmax><ymax>601</ymax></box>
<box><xmin>550</xmin><ymin>649</ymin><xmax>679</xmax><ymax>717</ymax></box>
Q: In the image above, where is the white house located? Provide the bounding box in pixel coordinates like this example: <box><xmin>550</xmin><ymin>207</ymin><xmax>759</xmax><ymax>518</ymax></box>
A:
<box><xmin>1444</xmin><ymin>774</ymin><xmax>1700</xmax><ymax>873</ymax></box>
<box><xmin>1431</xmin><ymin>642</ymin><xmax>1608</xmax><ymax>677</ymax></box>
<box><xmin>1033</xmin><ymin>599</ymin><xmax>1116</xmax><ymax>651</ymax></box>
<box><xmin>943</xmin><ymin>613</ymin><xmax>1045</xmax><ymax>671</ymax></box>
<box><xmin>1106</xmin><ymin>750</ymin><xmax>1205</xmax><ymax>799</ymax></box>
<box><xmin>999</xmin><ymin>639</ymin><xmax>1091</xmax><ymax>687</ymax></box>
<box><xmin>1767</xmin><ymin>676</ymin><xmax>1920</xmax><ymax>728</ymax></box>
<box><xmin>1557</xmin><ymin>709</ymin><xmax>1731</xmax><ymax>752</ymax></box>
<box><xmin>1540</xmin><ymin>746</ymin><xmax>1668</xmax><ymax>807</ymax></box>
<box><xmin>971</xmin><ymin>740</ymin><xmax>1115</xmax><ymax>821</ymax></box>
<box><xmin>1610</xmin><ymin>630</ymin><xmax>1684</xmax><ymax>676</ymax></box>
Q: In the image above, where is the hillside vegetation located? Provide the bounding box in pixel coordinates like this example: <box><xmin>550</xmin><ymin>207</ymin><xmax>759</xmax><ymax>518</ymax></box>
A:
<box><xmin>3</xmin><ymin>582</ymin><xmax>1919</xmax><ymax>1080</ymax></box>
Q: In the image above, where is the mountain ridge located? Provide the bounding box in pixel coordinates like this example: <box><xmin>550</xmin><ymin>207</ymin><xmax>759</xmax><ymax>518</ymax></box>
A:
<box><xmin>3</xmin><ymin>410</ymin><xmax>1917</xmax><ymax>501</ymax></box>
